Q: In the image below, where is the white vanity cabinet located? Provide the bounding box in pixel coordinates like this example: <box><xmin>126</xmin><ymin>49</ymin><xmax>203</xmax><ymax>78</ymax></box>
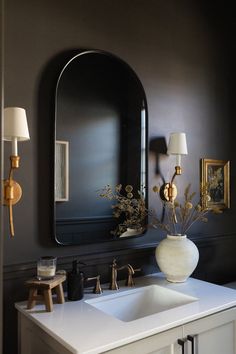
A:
<box><xmin>105</xmin><ymin>307</ymin><xmax>236</xmax><ymax>354</ymax></box>
<box><xmin>19</xmin><ymin>313</ymin><xmax>71</xmax><ymax>354</ymax></box>
<box><xmin>104</xmin><ymin>325</ymin><xmax>183</xmax><ymax>354</ymax></box>
<box><xmin>184</xmin><ymin>307</ymin><xmax>236</xmax><ymax>354</ymax></box>
<box><xmin>16</xmin><ymin>274</ymin><xmax>236</xmax><ymax>354</ymax></box>
<box><xmin>19</xmin><ymin>312</ymin><xmax>183</xmax><ymax>354</ymax></box>
<box><xmin>19</xmin><ymin>307</ymin><xmax>236</xmax><ymax>354</ymax></box>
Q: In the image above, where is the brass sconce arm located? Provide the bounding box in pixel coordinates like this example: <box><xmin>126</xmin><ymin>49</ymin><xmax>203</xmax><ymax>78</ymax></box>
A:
<box><xmin>160</xmin><ymin>166</ymin><xmax>182</xmax><ymax>203</ymax></box>
<box><xmin>3</xmin><ymin>156</ymin><xmax>22</xmax><ymax>237</ymax></box>
<box><xmin>3</xmin><ymin>107</ymin><xmax>30</xmax><ymax>238</ymax></box>
<box><xmin>160</xmin><ymin>132</ymin><xmax>187</xmax><ymax>205</ymax></box>
<box><xmin>170</xmin><ymin>166</ymin><xmax>181</xmax><ymax>185</ymax></box>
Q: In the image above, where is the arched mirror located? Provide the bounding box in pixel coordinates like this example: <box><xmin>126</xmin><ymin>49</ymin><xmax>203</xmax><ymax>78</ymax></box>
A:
<box><xmin>54</xmin><ymin>50</ymin><xmax>148</xmax><ymax>245</ymax></box>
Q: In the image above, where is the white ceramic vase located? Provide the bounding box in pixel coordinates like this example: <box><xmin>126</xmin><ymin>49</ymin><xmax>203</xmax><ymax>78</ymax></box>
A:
<box><xmin>155</xmin><ymin>234</ymin><xmax>199</xmax><ymax>282</ymax></box>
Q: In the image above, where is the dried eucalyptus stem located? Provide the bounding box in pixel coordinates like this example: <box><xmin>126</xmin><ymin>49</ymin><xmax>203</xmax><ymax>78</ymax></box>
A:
<box><xmin>151</xmin><ymin>183</ymin><xmax>222</xmax><ymax>236</ymax></box>
<box><xmin>99</xmin><ymin>184</ymin><xmax>147</xmax><ymax>237</ymax></box>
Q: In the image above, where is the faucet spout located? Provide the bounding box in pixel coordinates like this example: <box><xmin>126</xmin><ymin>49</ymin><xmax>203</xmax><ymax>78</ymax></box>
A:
<box><xmin>127</xmin><ymin>264</ymin><xmax>135</xmax><ymax>275</ymax></box>
<box><xmin>125</xmin><ymin>264</ymin><xmax>141</xmax><ymax>287</ymax></box>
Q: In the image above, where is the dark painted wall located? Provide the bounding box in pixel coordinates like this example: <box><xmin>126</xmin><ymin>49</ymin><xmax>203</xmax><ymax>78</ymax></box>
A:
<box><xmin>0</xmin><ymin>0</ymin><xmax>4</xmax><ymax>350</ymax></box>
<box><xmin>3</xmin><ymin>0</ymin><xmax>236</xmax><ymax>353</ymax></box>
<box><xmin>4</xmin><ymin>0</ymin><xmax>235</xmax><ymax>263</ymax></box>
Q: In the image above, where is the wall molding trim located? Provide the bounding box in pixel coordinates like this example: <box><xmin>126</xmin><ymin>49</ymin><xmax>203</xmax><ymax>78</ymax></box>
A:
<box><xmin>4</xmin><ymin>232</ymin><xmax>236</xmax><ymax>281</ymax></box>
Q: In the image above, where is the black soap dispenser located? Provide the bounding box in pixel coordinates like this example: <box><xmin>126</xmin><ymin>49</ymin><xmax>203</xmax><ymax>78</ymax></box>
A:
<box><xmin>67</xmin><ymin>260</ymin><xmax>84</xmax><ymax>301</ymax></box>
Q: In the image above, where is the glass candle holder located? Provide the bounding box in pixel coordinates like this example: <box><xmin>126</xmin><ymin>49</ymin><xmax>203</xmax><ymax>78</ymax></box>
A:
<box><xmin>37</xmin><ymin>256</ymin><xmax>57</xmax><ymax>280</ymax></box>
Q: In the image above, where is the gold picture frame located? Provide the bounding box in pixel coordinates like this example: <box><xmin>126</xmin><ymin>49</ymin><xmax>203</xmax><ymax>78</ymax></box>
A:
<box><xmin>201</xmin><ymin>158</ymin><xmax>230</xmax><ymax>209</ymax></box>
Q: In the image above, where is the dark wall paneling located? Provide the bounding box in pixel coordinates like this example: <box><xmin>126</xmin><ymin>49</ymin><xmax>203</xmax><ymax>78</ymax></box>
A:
<box><xmin>192</xmin><ymin>234</ymin><xmax>236</xmax><ymax>284</ymax></box>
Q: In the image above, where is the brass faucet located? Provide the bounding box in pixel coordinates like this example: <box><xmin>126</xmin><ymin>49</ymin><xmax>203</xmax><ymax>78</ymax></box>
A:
<box><xmin>109</xmin><ymin>259</ymin><xmax>141</xmax><ymax>290</ymax></box>
<box><xmin>86</xmin><ymin>275</ymin><xmax>103</xmax><ymax>294</ymax></box>
<box><xmin>125</xmin><ymin>264</ymin><xmax>141</xmax><ymax>287</ymax></box>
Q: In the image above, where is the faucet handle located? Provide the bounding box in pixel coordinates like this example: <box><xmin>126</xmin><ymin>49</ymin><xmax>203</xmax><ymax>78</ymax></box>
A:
<box><xmin>110</xmin><ymin>258</ymin><xmax>118</xmax><ymax>268</ymax></box>
<box><xmin>109</xmin><ymin>258</ymin><xmax>119</xmax><ymax>290</ymax></box>
<box><xmin>125</xmin><ymin>265</ymin><xmax>141</xmax><ymax>287</ymax></box>
<box><xmin>134</xmin><ymin>267</ymin><xmax>142</xmax><ymax>273</ymax></box>
<box><xmin>86</xmin><ymin>275</ymin><xmax>103</xmax><ymax>294</ymax></box>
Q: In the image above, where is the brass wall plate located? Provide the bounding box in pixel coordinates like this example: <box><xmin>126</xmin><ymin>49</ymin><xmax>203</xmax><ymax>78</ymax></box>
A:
<box><xmin>3</xmin><ymin>179</ymin><xmax>22</xmax><ymax>205</ymax></box>
<box><xmin>160</xmin><ymin>183</ymin><xmax>177</xmax><ymax>201</ymax></box>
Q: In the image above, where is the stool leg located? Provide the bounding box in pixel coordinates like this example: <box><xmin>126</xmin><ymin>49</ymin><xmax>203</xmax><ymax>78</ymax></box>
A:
<box><xmin>55</xmin><ymin>283</ymin><xmax>65</xmax><ymax>304</ymax></box>
<box><xmin>43</xmin><ymin>289</ymin><xmax>53</xmax><ymax>312</ymax></box>
<box><xmin>27</xmin><ymin>288</ymin><xmax>38</xmax><ymax>309</ymax></box>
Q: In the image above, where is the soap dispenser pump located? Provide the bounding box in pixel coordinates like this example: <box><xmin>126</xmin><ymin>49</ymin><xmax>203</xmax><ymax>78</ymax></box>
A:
<box><xmin>67</xmin><ymin>260</ymin><xmax>84</xmax><ymax>301</ymax></box>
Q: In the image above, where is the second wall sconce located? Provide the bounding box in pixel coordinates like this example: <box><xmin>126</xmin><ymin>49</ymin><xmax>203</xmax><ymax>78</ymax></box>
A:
<box><xmin>3</xmin><ymin>107</ymin><xmax>30</xmax><ymax>237</ymax></box>
<box><xmin>160</xmin><ymin>132</ymin><xmax>188</xmax><ymax>202</ymax></box>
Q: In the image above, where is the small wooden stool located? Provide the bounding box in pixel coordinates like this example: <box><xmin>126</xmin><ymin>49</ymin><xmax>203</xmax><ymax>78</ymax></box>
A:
<box><xmin>25</xmin><ymin>274</ymin><xmax>66</xmax><ymax>312</ymax></box>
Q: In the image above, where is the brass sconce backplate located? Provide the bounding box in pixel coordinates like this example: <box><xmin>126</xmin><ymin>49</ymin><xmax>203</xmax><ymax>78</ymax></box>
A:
<box><xmin>3</xmin><ymin>179</ymin><xmax>22</xmax><ymax>205</ymax></box>
<box><xmin>160</xmin><ymin>183</ymin><xmax>177</xmax><ymax>202</ymax></box>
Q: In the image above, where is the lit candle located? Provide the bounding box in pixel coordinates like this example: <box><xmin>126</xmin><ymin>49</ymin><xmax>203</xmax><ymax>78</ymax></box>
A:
<box><xmin>37</xmin><ymin>266</ymin><xmax>56</xmax><ymax>278</ymax></box>
<box><xmin>12</xmin><ymin>137</ymin><xmax>18</xmax><ymax>156</ymax></box>
<box><xmin>176</xmin><ymin>154</ymin><xmax>181</xmax><ymax>167</ymax></box>
<box><xmin>37</xmin><ymin>257</ymin><xmax>57</xmax><ymax>280</ymax></box>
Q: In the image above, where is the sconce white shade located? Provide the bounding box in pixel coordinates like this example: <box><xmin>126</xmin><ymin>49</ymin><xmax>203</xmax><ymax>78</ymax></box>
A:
<box><xmin>4</xmin><ymin>107</ymin><xmax>30</xmax><ymax>142</ymax></box>
<box><xmin>167</xmin><ymin>132</ymin><xmax>188</xmax><ymax>156</ymax></box>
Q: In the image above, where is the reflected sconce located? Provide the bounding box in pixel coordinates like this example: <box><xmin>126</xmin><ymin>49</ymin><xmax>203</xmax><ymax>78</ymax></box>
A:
<box><xmin>160</xmin><ymin>132</ymin><xmax>188</xmax><ymax>202</ymax></box>
<box><xmin>3</xmin><ymin>107</ymin><xmax>30</xmax><ymax>237</ymax></box>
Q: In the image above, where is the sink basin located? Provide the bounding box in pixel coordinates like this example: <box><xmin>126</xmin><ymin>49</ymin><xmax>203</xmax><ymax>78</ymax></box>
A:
<box><xmin>86</xmin><ymin>284</ymin><xmax>198</xmax><ymax>322</ymax></box>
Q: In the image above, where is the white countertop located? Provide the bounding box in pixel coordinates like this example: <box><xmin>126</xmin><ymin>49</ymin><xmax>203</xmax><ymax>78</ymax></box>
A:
<box><xmin>16</xmin><ymin>273</ymin><xmax>236</xmax><ymax>354</ymax></box>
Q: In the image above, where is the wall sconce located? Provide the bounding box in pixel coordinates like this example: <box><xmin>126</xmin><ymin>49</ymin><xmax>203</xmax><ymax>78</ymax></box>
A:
<box><xmin>3</xmin><ymin>107</ymin><xmax>30</xmax><ymax>237</ymax></box>
<box><xmin>160</xmin><ymin>132</ymin><xmax>188</xmax><ymax>202</ymax></box>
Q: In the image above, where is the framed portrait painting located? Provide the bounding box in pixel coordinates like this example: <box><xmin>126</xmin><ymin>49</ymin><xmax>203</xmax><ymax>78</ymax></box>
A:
<box><xmin>201</xmin><ymin>158</ymin><xmax>230</xmax><ymax>209</ymax></box>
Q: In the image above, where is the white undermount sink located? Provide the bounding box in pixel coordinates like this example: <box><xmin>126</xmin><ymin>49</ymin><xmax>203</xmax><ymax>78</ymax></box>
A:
<box><xmin>86</xmin><ymin>284</ymin><xmax>198</xmax><ymax>322</ymax></box>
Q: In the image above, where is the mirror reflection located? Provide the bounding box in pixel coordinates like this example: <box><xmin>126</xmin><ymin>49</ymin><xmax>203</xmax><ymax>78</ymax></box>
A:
<box><xmin>54</xmin><ymin>50</ymin><xmax>148</xmax><ymax>245</ymax></box>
